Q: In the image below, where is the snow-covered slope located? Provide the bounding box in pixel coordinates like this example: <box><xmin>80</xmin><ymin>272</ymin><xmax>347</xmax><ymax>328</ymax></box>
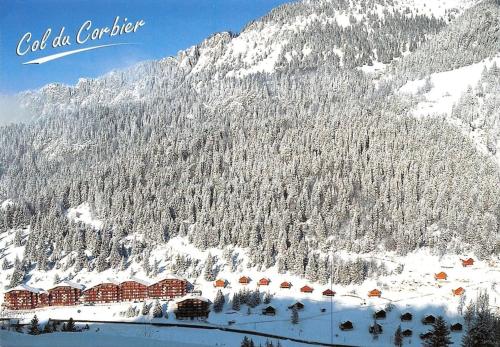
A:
<box><xmin>399</xmin><ymin>55</ymin><xmax>500</xmax><ymax>165</ymax></box>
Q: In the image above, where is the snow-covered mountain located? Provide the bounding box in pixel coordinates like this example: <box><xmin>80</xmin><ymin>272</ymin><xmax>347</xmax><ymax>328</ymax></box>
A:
<box><xmin>1</xmin><ymin>0</ymin><xmax>499</xmax><ymax>345</ymax></box>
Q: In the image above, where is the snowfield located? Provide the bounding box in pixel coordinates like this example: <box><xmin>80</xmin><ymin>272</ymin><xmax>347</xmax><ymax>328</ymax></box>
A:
<box><xmin>1</xmin><ymin>226</ymin><xmax>499</xmax><ymax>347</ymax></box>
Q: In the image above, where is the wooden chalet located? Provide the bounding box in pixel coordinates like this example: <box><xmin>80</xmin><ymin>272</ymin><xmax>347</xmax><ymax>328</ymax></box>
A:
<box><xmin>280</xmin><ymin>281</ymin><xmax>292</xmax><ymax>289</ymax></box>
<box><xmin>450</xmin><ymin>323</ymin><xmax>463</xmax><ymax>332</ymax></box>
<box><xmin>174</xmin><ymin>296</ymin><xmax>210</xmax><ymax>320</ymax></box>
<box><xmin>238</xmin><ymin>276</ymin><xmax>250</xmax><ymax>285</ymax></box>
<box><xmin>402</xmin><ymin>329</ymin><xmax>413</xmax><ymax>337</ymax></box>
<box><xmin>400</xmin><ymin>312</ymin><xmax>413</xmax><ymax>321</ymax></box>
<box><xmin>434</xmin><ymin>272</ymin><xmax>448</xmax><ymax>281</ymax></box>
<box><xmin>258</xmin><ymin>278</ymin><xmax>270</xmax><ymax>286</ymax></box>
<box><xmin>214</xmin><ymin>279</ymin><xmax>226</xmax><ymax>288</ymax></box>
<box><xmin>422</xmin><ymin>315</ymin><xmax>436</xmax><ymax>325</ymax></box>
<box><xmin>148</xmin><ymin>278</ymin><xmax>187</xmax><ymax>299</ymax></box>
<box><xmin>373</xmin><ymin>309</ymin><xmax>386</xmax><ymax>319</ymax></box>
<box><xmin>368</xmin><ymin>289</ymin><xmax>381</xmax><ymax>298</ymax></box>
<box><xmin>461</xmin><ymin>258</ymin><xmax>474</xmax><ymax>267</ymax></box>
<box><xmin>322</xmin><ymin>289</ymin><xmax>336</xmax><ymax>297</ymax></box>
<box><xmin>300</xmin><ymin>285</ymin><xmax>314</xmax><ymax>293</ymax></box>
<box><xmin>82</xmin><ymin>282</ymin><xmax>120</xmax><ymax>303</ymax></box>
<box><xmin>288</xmin><ymin>301</ymin><xmax>304</xmax><ymax>310</ymax></box>
<box><xmin>339</xmin><ymin>321</ymin><xmax>353</xmax><ymax>331</ymax></box>
<box><xmin>420</xmin><ymin>332</ymin><xmax>433</xmax><ymax>340</ymax></box>
<box><xmin>452</xmin><ymin>287</ymin><xmax>465</xmax><ymax>296</ymax></box>
<box><xmin>262</xmin><ymin>306</ymin><xmax>276</xmax><ymax>316</ymax></box>
<box><xmin>3</xmin><ymin>285</ymin><xmax>47</xmax><ymax>310</ymax></box>
<box><xmin>119</xmin><ymin>278</ymin><xmax>149</xmax><ymax>302</ymax></box>
<box><xmin>369</xmin><ymin>323</ymin><xmax>383</xmax><ymax>334</ymax></box>
<box><xmin>48</xmin><ymin>281</ymin><xmax>85</xmax><ymax>306</ymax></box>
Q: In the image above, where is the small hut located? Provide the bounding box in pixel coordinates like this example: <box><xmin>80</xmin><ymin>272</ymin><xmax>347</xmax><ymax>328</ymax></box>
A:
<box><xmin>400</xmin><ymin>312</ymin><xmax>413</xmax><ymax>321</ymax></box>
<box><xmin>300</xmin><ymin>285</ymin><xmax>314</xmax><ymax>293</ymax></box>
<box><xmin>322</xmin><ymin>289</ymin><xmax>336</xmax><ymax>297</ymax></box>
<box><xmin>339</xmin><ymin>321</ymin><xmax>353</xmax><ymax>331</ymax></box>
<box><xmin>280</xmin><ymin>281</ymin><xmax>292</xmax><ymax>289</ymax></box>
<box><xmin>434</xmin><ymin>272</ymin><xmax>448</xmax><ymax>281</ymax></box>
<box><xmin>452</xmin><ymin>287</ymin><xmax>465</xmax><ymax>296</ymax></box>
<box><xmin>288</xmin><ymin>302</ymin><xmax>304</xmax><ymax>310</ymax></box>
<box><xmin>368</xmin><ymin>289</ymin><xmax>382</xmax><ymax>298</ymax></box>
<box><xmin>258</xmin><ymin>278</ymin><xmax>270</xmax><ymax>286</ymax></box>
<box><xmin>461</xmin><ymin>258</ymin><xmax>474</xmax><ymax>267</ymax></box>
<box><xmin>214</xmin><ymin>279</ymin><xmax>226</xmax><ymax>288</ymax></box>
<box><xmin>422</xmin><ymin>315</ymin><xmax>436</xmax><ymax>325</ymax></box>
<box><xmin>450</xmin><ymin>323</ymin><xmax>463</xmax><ymax>332</ymax></box>
<box><xmin>239</xmin><ymin>276</ymin><xmax>250</xmax><ymax>285</ymax></box>
<box><xmin>262</xmin><ymin>306</ymin><xmax>276</xmax><ymax>316</ymax></box>
<box><xmin>402</xmin><ymin>329</ymin><xmax>413</xmax><ymax>337</ymax></box>
<box><xmin>369</xmin><ymin>323</ymin><xmax>383</xmax><ymax>334</ymax></box>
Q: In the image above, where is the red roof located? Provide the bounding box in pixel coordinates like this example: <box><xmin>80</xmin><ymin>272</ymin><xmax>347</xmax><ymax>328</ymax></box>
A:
<box><xmin>258</xmin><ymin>278</ymin><xmax>270</xmax><ymax>286</ymax></box>
<box><xmin>280</xmin><ymin>281</ymin><xmax>291</xmax><ymax>288</ymax></box>
<box><xmin>300</xmin><ymin>285</ymin><xmax>314</xmax><ymax>293</ymax></box>
<box><xmin>322</xmin><ymin>289</ymin><xmax>336</xmax><ymax>296</ymax></box>
<box><xmin>368</xmin><ymin>289</ymin><xmax>381</xmax><ymax>297</ymax></box>
<box><xmin>239</xmin><ymin>276</ymin><xmax>250</xmax><ymax>284</ymax></box>
<box><xmin>434</xmin><ymin>272</ymin><xmax>448</xmax><ymax>280</ymax></box>
<box><xmin>452</xmin><ymin>287</ymin><xmax>465</xmax><ymax>296</ymax></box>
<box><xmin>461</xmin><ymin>258</ymin><xmax>474</xmax><ymax>266</ymax></box>
<box><xmin>214</xmin><ymin>279</ymin><xmax>226</xmax><ymax>287</ymax></box>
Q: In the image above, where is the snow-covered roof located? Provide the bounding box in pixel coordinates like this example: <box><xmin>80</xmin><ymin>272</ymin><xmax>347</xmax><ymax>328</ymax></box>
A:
<box><xmin>51</xmin><ymin>280</ymin><xmax>85</xmax><ymax>290</ymax></box>
<box><xmin>174</xmin><ymin>295</ymin><xmax>211</xmax><ymax>304</ymax></box>
<box><xmin>121</xmin><ymin>276</ymin><xmax>151</xmax><ymax>287</ymax></box>
<box><xmin>6</xmin><ymin>284</ymin><xmax>46</xmax><ymax>294</ymax></box>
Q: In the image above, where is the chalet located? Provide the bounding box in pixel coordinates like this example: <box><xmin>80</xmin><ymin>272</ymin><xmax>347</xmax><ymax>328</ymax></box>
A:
<box><xmin>119</xmin><ymin>278</ymin><xmax>149</xmax><ymax>302</ymax></box>
<box><xmin>280</xmin><ymin>281</ymin><xmax>292</xmax><ymax>289</ymax></box>
<box><xmin>3</xmin><ymin>285</ymin><xmax>47</xmax><ymax>310</ymax></box>
<box><xmin>450</xmin><ymin>323</ymin><xmax>463</xmax><ymax>332</ymax></box>
<box><xmin>288</xmin><ymin>301</ymin><xmax>305</xmax><ymax>310</ymax></box>
<box><xmin>262</xmin><ymin>306</ymin><xmax>276</xmax><ymax>316</ymax></box>
<box><xmin>300</xmin><ymin>285</ymin><xmax>314</xmax><ymax>293</ymax></box>
<box><xmin>214</xmin><ymin>279</ymin><xmax>226</xmax><ymax>288</ymax></box>
<box><xmin>174</xmin><ymin>296</ymin><xmax>210</xmax><ymax>320</ymax></box>
<box><xmin>400</xmin><ymin>312</ymin><xmax>413</xmax><ymax>321</ymax></box>
<box><xmin>322</xmin><ymin>289</ymin><xmax>336</xmax><ymax>297</ymax></box>
<box><xmin>82</xmin><ymin>282</ymin><xmax>120</xmax><ymax>303</ymax></box>
<box><xmin>368</xmin><ymin>289</ymin><xmax>382</xmax><ymax>298</ymax></box>
<box><xmin>339</xmin><ymin>321</ymin><xmax>353</xmax><ymax>331</ymax></box>
<box><xmin>369</xmin><ymin>323</ymin><xmax>383</xmax><ymax>334</ymax></box>
<box><xmin>48</xmin><ymin>281</ymin><xmax>85</xmax><ymax>306</ymax></box>
<box><xmin>434</xmin><ymin>272</ymin><xmax>448</xmax><ymax>281</ymax></box>
<box><xmin>239</xmin><ymin>276</ymin><xmax>250</xmax><ymax>285</ymax></box>
<box><xmin>461</xmin><ymin>258</ymin><xmax>474</xmax><ymax>267</ymax></box>
<box><xmin>148</xmin><ymin>278</ymin><xmax>187</xmax><ymax>299</ymax></box>
<box><xmin>420</xmin><ymin>332</ymin><xmax>433</xmax><ymax>340</ymax></box>
<box><xmin>452</xmin><ymin>287</ymin><xmax>465</xmax><ymax>296</ymax></box>
<box><xmin>374</xmin><ymin>309</ymin><xmax>386</xmax><ymax>319</ymax></box>
<box><xmin>402</xmin><ymin>329</ymin><xmax>413</xmax><ymax>337</ymax></box>
<box><xmin>422</xmin><ymin>315</ymin><xmax>436</xmax><ymax>325</ymax></box>
<box><xmin>258</xmin><ymin>278</ymin><xmax>270</xmax><ymax>286</ymax></box>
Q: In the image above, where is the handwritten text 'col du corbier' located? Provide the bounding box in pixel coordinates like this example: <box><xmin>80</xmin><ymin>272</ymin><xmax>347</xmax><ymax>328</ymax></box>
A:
<box><xmin>16</xmin><ymin>16</ymin><xmax>145</xmax><ymax>57</ymax></box>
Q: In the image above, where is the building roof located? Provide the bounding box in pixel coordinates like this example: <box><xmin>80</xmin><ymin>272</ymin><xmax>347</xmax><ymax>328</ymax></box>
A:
<box><xmin>121</xmin><ymin>277</ymin><xmax>151</xmax><ymax>287</ymax></box>
<box><xmin>51</xmin><ymin>280</ymin><xmax>85</xmax><ymax>291</ymax></box>
<box><xmin>174</xmin><ymin>295</ymin><xmax>211</xmax><ymax>305</ymax></box>
<box><xmin>6</xmin><ymin>284</ymin><xmax>46</xmax><ymax>294</ymax></box>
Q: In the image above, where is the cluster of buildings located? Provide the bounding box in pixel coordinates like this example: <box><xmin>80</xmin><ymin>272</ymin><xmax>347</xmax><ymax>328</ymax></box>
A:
<box><xmin>3</xmin><ymin>277</ymin><xmax>187</xmax><ymax>310</ymax></box>
<box><xmin>2</xmin><ymin>257</ymin><xmax>474</xmax><ymax>321</ymax></box>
